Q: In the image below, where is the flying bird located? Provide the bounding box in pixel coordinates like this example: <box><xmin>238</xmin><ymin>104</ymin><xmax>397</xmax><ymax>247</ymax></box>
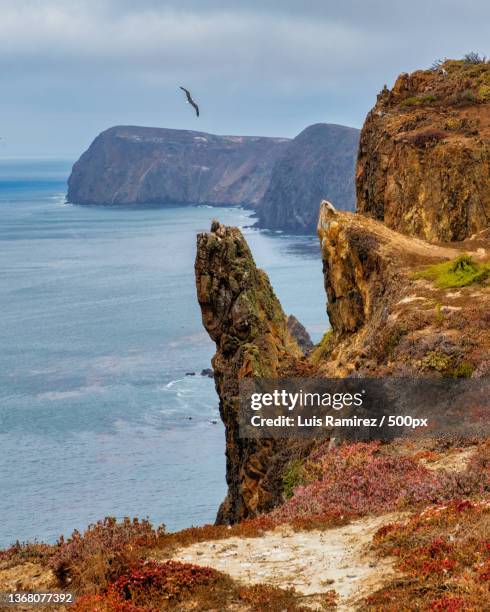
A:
<box><xmin>180</xmin><ymin>86</ymin><xmax>199</xmax><ymax>117</ymax></box>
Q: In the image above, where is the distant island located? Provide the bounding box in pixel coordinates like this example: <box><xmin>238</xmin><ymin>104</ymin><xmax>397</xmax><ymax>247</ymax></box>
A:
<box><xmin>67</xmin><ymin>123</ymin><xmax>360</xmax><ymax>234</ymax></box>
<box><xmin>256</xmin><ymin>123</ymin><xmax>360</xmax><ymax>233</ymax></box>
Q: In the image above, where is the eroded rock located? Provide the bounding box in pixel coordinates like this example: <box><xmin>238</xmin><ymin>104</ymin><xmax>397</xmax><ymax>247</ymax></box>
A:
<box><xmin>195</xmin><ymin>220</ymin><xmax>308</xmax><ymax>523</ymax></box>
<box><xmin>357</xmin><ymin>61</ymin><xmax>490</xmax><ymax>242</ymax></box>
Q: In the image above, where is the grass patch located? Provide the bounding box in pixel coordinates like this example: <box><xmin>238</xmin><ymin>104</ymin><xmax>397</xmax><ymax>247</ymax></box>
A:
<box><xmin>434</xmin><ymin>303</ymin><xmax>444</xmax><ymax>327</ymax></box>
<box><xmin>283</xmin><ymin>459</ymin><xmax>304</xmax><ymax>500</ymax></box>
<box><xmin>412</xmin><ymin>254</ymin><xmax>490</xmax><ymax>288</ymax></box>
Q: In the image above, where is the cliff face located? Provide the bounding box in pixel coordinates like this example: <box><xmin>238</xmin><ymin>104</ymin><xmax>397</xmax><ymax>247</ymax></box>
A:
<box><xmin>197</xmin><ymin>205</ymin><xmax>489</xmax><ymax>523</ymax></box>
<box><xmin>195</xmin><ymin>221</ymin><xmax>310</xmax><ymax>523</ymax></box>
<box><xmin>316</xmin><ymin>201</ymin><xmax>489</xmax><ymax>378</ymax></box>
<box><xmin>357</xmin><ymin>60</ymin><xmax>490</xmax><ymax>242</ymax></box>
<box><xmin>195</xmin><ymin>62</ymin><xmax>490</xmax><ymax>524</ymax></box>
<box><xmin>257</xmin><ymin>123</ymin><xmax>360</xmax><ymax>233</ymax></box>
<box><xmin>67</xmin><ymin>126</ymin><xmax>289</xmax><ymax>206</ymax></box>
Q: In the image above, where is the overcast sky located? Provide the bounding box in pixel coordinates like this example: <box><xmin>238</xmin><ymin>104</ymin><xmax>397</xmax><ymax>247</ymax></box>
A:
<box><xmin>0</xmin><ymin>0</ymin><xmax>488</xmax><ymax>158</ymax></box>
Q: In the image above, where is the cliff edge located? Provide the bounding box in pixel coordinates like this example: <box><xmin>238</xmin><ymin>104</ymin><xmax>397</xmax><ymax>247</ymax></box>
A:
<box><xmin>357</xmin><ymin>60</ymin><xmax>490</xmax><ymax>242</ymax></box>
<box><xmin>196</xmin><ymin>61</ymin><xmax>490</xmax><ymax>524</ymax></box>
<box><xmin>67</xmin><ymin>126</ymin><xmax>289</xmax><ymax>206</ymax></box>
<box><xmin>195</xmin><ymin>221</ymin><xmax>312</xmax><ymax>522</ymax></box>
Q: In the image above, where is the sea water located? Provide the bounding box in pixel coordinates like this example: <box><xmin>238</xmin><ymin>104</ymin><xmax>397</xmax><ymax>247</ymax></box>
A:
<box><xmin>0</xmin><ymin>160</ymin><xmax>328</xmax><ymax>547</ymax></box>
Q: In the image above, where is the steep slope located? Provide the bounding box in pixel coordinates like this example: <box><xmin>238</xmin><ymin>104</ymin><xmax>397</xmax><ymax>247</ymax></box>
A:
<box><xmin>195</xmin><ymin>220</ymin><xmax>311</xmax><ymax>523</ymax></box>
<box><xmin>256</xmin><ymin>123</ymin><xmax>360</xmax><ymax>233</ymax></box>
<box><xmin>357</xmin><ymin>60</ymin><xmax>490</xmax><ymax>242</ymax></box>
<box><xmin>316</xmin><ymin>201</ymin><xmax>489</xmax><ymax>377</ymax></box>
<box><xmin>67</xmin><ymin>126</ymin><xmax>289</xmax><ymax>206</ymax></box>
<box><xmin>196</xmin><ymin>206</ymin><xmax>489</xmax><ymax>522</ymax></box>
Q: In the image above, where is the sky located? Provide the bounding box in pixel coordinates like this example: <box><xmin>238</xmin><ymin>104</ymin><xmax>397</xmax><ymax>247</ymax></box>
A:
<box><xmin>0</xmin><ymin>0</ymin><xmax>489</xmax><ymax>159</ymax></box>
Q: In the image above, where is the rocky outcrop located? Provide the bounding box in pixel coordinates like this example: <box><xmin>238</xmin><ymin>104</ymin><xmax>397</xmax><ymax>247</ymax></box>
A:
<box><xmin>316</xmin><ymin>200</ymin><xmax>489</xmax><ymax>377</ymax></box>
<box><xmin>67</xmin><ymin>126</ymin><xmax>289</xmax><ymax>206</ymax></box>
<box><xmin>196</xmin><ymin>206</ymin><xmax>489</xmax><ymax>521</ymax></box>
<box><xmin>357</xmin><ymin>60</ymin><xmax>490</xmax><ymax>242</ymax></box>
<box><xmin>257</xmin><ymin>124</ymin><xmax>359</xmax><ymax>233</ymax></box>
<box><xmin>195</xmin><ymin>220</ymin><xmax>310</xmax><ymax>523</ymax></box>
<box><xmin>194</xmin><ymin>61</ymin><xmax>490</xmax><ymax>524</ymax></box>
<box><xmin>287</xmin><ymin>315</ymin><xmax>313</xmax><ymax>354</ymax></box>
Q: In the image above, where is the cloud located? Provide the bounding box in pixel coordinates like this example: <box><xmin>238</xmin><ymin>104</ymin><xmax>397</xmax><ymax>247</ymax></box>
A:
<box><xmin>0</xmin><ymin>0</ymin><xmax>488</xmax><ymax>156</ymax></box>
<box><xmin>0</xmin><ymin>2</ymin><xmax>372</xmax><ymax>87</ymax></box>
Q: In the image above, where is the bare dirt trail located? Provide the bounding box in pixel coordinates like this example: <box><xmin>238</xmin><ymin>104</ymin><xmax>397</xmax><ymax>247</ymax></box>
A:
<box><xmin>164</xmin><ymin>512</ymin><xmax>406</xmax><ymax>610</ymax></box>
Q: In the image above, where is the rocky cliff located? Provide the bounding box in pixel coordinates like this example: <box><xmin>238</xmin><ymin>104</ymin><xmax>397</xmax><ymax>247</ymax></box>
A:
<box><xmin>316</xmin><ymin>201</ymin><xmax>489</xmax><ymax>378</ymax></box>
<box><xmin>196</xmin><ymin>61</ymin><xmax>490</xmax><ymax>524</ymax></box>
<box><xmin>197</xmin><ymin>205</ymin><xmax>489</xmax><ymax>522</ymax></box>
<box><xmin>357</xmin><ymin>60</ymin><xmax>490</xmax><ymax>242</ymax></box>
<box><xmin>195</xmin><ymin>221</ymin><xmax>313</xmax><ymax>523</ymax></box>
<box><xmin>256</xmin><ymin>123</ymin><xmax>360</xmax><ymax>233</ymax></box>
<box><xmin>67</xmin><ymin>126</ymin><xmax>289</xmax><ymax>206</ymax></box>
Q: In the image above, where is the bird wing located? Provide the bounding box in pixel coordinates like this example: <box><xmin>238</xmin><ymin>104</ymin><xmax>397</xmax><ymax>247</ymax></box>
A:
<box><xmin>180</xmin><ymin>86</ymin><xmax>192</xmax><ymax>102</ymax></box>
<box><xmin>180</xmin><ymin>86</ymin><xmax>199</xmax><ymax>116</ymax></box>
<box><xmin>190</xmin><ymin>100</ymin><xmax>199</xmax><ymax>117</ymax></box>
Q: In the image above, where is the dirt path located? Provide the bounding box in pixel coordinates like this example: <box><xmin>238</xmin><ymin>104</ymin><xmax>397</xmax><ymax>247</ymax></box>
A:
<box><xmin>164</xmin><ymin>513</ymin><xmax>405</xmax><ymax>610</ymax></box>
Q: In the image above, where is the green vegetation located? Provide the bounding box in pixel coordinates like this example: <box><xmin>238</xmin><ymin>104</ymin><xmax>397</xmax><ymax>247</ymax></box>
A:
<box><xmin>424</xmin><ymin>351</ymin><xmax>453</xmax><ymax>374</ymax></box>
<box><xmin>434</xmin><ymin>303</ymin><xmax>444</xmax><ymax>327</ymax></box>
<box><xmin>412</xmin><ymin>254</ymin><xmax>490</xmax><ymax>288</ymax></box>
<box><xmin>451</xmin><ymin>362</ymin><xmax>475</xmax><ymax>378</ymax></box>
<box><xmin>401</xmin><ymin>93</ymin><xmax>437</xmax><ymax>108</ymax></box>
<box><xmin>282</xmin><ymin>459</ymin><xmax>304</xmax><ymax>500</ymax></box>
<box><xmin>310</xmin><ymin>330</ymin><xmax>333</xmax><ymax>365</ymax></box>
<box><xmin>478</xmin><ymin>83</ymin><xmax>490</xmax><ymax>100</ymax></box>
<box><xmin>423</xmin><ymin>352</ymin><xmax>474</xmax><ymax>378</ymax></box>
<box><xmin>384</xmin><ymin>323</ymin><xmax>408</xmax><ymax>356</ymax></box>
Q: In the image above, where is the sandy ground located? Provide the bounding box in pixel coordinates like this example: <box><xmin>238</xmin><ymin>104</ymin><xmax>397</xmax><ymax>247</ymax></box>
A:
<box><xmin>421</xmin><ymin>446</ymin><xmax>475</xmax><ymax>472</ymax></box>
<box><xmin>165</xmin><ymin>513</ymin><xmax>405</xmax><ymax>610</ymax></box>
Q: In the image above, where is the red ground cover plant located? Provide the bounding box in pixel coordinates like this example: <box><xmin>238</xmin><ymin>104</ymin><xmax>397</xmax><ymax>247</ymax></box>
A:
<box><xmin>110</xmin><ymin>560</ymin><xmax>221</xmax><ymax>604</ymax></box>
<box><xmin>49</xmin><ymin>517</ymin><xmax>165</xmax><ymax>593</ymax></box>
<box><xmin>365</xmin><ymin>498</ymin><xmax>490</xmax><ymax>610</ymax></box>
<box><xmin>72</xmin><ymin>560</ymin><xmax>310</xmax><ymax>611</ymax></box>
<box><xmin>269</xmin><ymin>442</ymin><xmax>459</xmax><ymax>523</ymax></box>
<box><xmin>159</xmin><ymin>440</ymin><xmax>490</xmax><ymax>547</ymax></box>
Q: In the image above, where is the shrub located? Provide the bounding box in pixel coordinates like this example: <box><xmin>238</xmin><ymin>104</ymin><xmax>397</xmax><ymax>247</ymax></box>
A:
<box><xmin>412</xmin><ymin>254</ymin><xmax>490</xmax><ymax>288</ymax></box>
<box><xmin>445</xmin><ymin>88</ymin><xmax>479</xmax><ymax>107</ymax></box>
<box><xmin>478</xmin><ymin>83</ymin><xmax>490</xmax><ymax>100</ymax></box>
<box><xmin>110</xmin><ymin>560</ymin><xmax>223</xmax><ymax>607</ymax></box>
<box><xmin>49</xmin><ymin>517</ymin><xmax>165</xmax><ymax>593</ymax></box>
<box><xmin>401</xmin><ymin>96</ymin><xmax>423</xmax><ymax>107</ymax></box>
<box><xmin>237</xmin><ymin>584</ymin><xmax>308</xmax><ymax>611</ymax></box>
<box><xmin>430</xmin><ymin>58</ymin><xmax>446</xmax><ymax>71</ymax></box>
<box><xmin>311</xmin><ymin>330</ymin><xmax>333</xmax><ymax>365</ymax></box>
<box><xmin>434</xmin><ymin>303</ymin><xmax>444</xmax><ymax>327</ymax></box>
<box><xmin>73</xmin><ymin>560</ymin><xmax>309</xmax><ymax>611</ymax></box>
<box><xmin>463</xmin><ymin>52</ymin><xmax>487</xmax><ymax>64</ymax></box>
<box><xmin>424</xmin><ymin>351</ymin><xmax>453</xmax><ymax>374</ymax></box>
<box><xmin>283</xmin><ymin>459</ymin><xmax>304</xmax><ymax>499</ymax></box>
<box><xmin>269</xmin><ymin>442</ymin><xmax>458</xmax><ymax>523</ymax></box>
<box><xmin>401</xmin><ymin>94</ymin><xmax>437</xmax><ymax>108</ymax></box>
<box><xmin>0</xmin><ymin>541</ymin><xmax>54</xmax><ymax>568</ymax></box>
<box><xmin>451</xmin><ymin>362</ymin><xmax>474</xmax><ymax>378</ymax></box>
<box><xmin>365</xmin><ymin>498</ymin><xmax>490</xmax><ymax>610</ymax></box>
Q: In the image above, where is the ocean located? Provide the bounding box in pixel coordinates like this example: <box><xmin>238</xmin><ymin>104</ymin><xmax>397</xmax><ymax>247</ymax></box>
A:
<box><xmin>0</xmin><ymin>160</ymin><xmax>328</xmax><ymax>547</ymax></box>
